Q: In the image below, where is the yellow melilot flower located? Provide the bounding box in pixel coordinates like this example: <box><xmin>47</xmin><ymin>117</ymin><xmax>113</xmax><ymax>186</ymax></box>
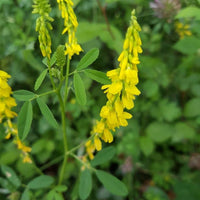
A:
<box><xmin>175</xmin><ymin>21</ymin><xmax>192</xmax><ymax>39</ymax></box>
<box><xmin>32</xmin><ymin>0</ymin><xmax>54</xmax><ymax>58</ymax></box>
<box><xmin>57</xmin><ymin>0</ymin><xmax>82</xmax><ymax>59</ymax></box>
<box><xmin>15</xmin><ymin>136</ymin><xmax>32</xmax><ymax>163</ymax></box>
<box><xmin>0</xmin><ymin>70</ymin><xmax>32</xmax><ymax>163</ymax></box>
<box><xmin>0</xmin><ymin>70</ymin><xmax>17</xmax><ymax>122</ymax></box>
<box><xmin>86</xmin><ymin>10</ymin><xmax>142</xmax><ymax>159</ymax></box>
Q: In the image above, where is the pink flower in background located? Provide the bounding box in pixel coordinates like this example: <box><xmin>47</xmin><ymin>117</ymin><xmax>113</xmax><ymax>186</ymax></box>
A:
<box><xmin>150</xmin><ymin>0</ymin><xmax>181</xmax><ymax>22</ymax></box>
<box><xmin>120</xmin><ymin>156</ymin><xmax>133</xmax><ymax>174</ymax></box>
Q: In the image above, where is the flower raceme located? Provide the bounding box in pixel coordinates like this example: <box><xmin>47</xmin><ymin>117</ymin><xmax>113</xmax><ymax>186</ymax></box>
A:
<box><xmin>0</xmin><ymin>70</ymin><xmax>32</xmax><ymax>163</ymax></box>
<box><xmin>32</xmin><ymin>0</ymin><xmax>53</xmax><ymax>59</ymax></box>
<box><xmin>0</xmin><ymin>70</ymin><xmax>17</xmax><ymax>122</ymax></box>
<box><xmin>86</xmin><ymin>10</ymin><xmax>142</xmax><ymax>159</ymax></box>
<box><xmin>33</xmin><ymin>0</ymin><xmax>82</xmax><ymax>60</ymax></box>
<box><xmin>57</xmin><ymin>0</ymin><xmax>82</xmax><ymax>59</ymax></box>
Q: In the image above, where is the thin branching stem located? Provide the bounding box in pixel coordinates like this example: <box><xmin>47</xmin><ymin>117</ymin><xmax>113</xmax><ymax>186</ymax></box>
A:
<box><xmin>29</xmin><ymin>89</ymin><xmax>56</xmax><ymax>101</ymax></box>
<box><xmin>64</xmin><ymin>56</ymin><xmax>70</xmax><ymax>105</ymax></box>
<box><xmin>58</xmin><ymin>56</ymin><xmax>70</xmax><ymax>185</ymax></box>
<box><xmin>57</xmin><ymin>90</ymin><xmax>68</xmax><ymax>185</ymax></box>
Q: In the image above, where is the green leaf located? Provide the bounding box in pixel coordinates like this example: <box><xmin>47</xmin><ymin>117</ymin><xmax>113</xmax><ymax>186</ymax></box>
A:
<box><xmin>175</xmin><ymin>6</ymin><xmax>200</xmax><ymax>20</ymax></box>
<box><xmin>47</xmin><ymin>190</ymin><xmax>65</xmax><ymax>200</ymax></box>
<box><xmin>96</xmin><ymin>170</ymin><xmax>128</xmax><ymax>196</ymax></box>
<box><xmin>139</xmin><ymin>136</ymin><xmax>154</xmax><ymax>156</ymax></box>
<box><xmin>184</xmin><ymin>98</ymin><xmax>200</xmax><ymax>117</ymax></box>
<box><xmin>174</xmin><ymin>36</ymin><xmax>200</xmax><ymax>55</ymax></box>
<box><xmin>0</xmin><ymin>150</ymin><xmax>19</xmax><ymax>166</ymax></box>
<box><xmin>42</xmin><ymin>53</ymin><xmax>56</xmax><ymax>67</ymax></box>
<box><xmin>36</xmin><ymin>98</ymin><xmax>58</xmax><ymax>129</ymax></box>
<box><xmin>18</xmin><ymin>101</ymin><xmax>33</xmax><ymax>140</ymax></box>
<box><xmin>191</xmin><ymin>84</ymin><xmax>200</xmax><ymax>97</ymax></box>
<box><xmin>146</xmin><ymin>122</ymin><xmax>173</xmax><ymax>143</ymax></box>
<box><xmin>142</xmin><ymin>80</ymin><xmax>159</xmax><ymax>98</ymax></box>
<box><xmin>84</xmin><ymin>69</ymin><xmax>110</xmax><ymax>84</ymax></box>
<box><xmin>153</xmin><ymin>99</ymin><xmax>182</xmax><ymax>122</ymax></box>
<box><xmin>160</xmin><ymin>101</ymin><xmax>181</xmax><ymax>122</ymax></box>
<box><xmin>27</xmin><ymin>175</ymin><xmax>54</xmax><ymax>189</ymax></box>
<box><xmin>0</xmin><ymin>177</ymin><xmax>15</xmax><ymax>192</ymax></box>
<box><xmin>23</xmin><ymin>50</ymin><xmax>43</xmax><ymax>72</ymax></box>
<box><xmin>73</xmin><ymin>73</ymin><xmax>87</xmax><ymax>105</ymax></box>
<box><xmin>54</xmin><ymin>193</ymin><xmax>64</xmax><ymax>200</ymax></box>
<box><xmin>77</xmin><ymin>48</ymin><xmax>99</xmax><ymax>70</ymax></box>
<box><xmin>91</xmin><ymin>146</ymin><xmax>116</xmax><ymax>167</ymax></box>
<box><xmin>77</xmin><ymin>22</ymin><xmax>103</xmax><ymax>43</ymax></box>
<box><xmin>46</xmin><ymin>190</ymin><xmax>55</xmax><ymax>200</ymax></box>
<box><xmin>173</xmin><ymin>180</ymin><xmax>200</xmax><ymax>200</ymax></box>
<box><xmin>21</xmin><ymin>189</ymin><xmax>30</xmax><ymax>200</ymax></box>
<box><xmin>1</xmin><ymin>165</ymin><xmax>21</xmax><ymax>188</ymax></box>
<box><xmin>79</xmin><ymin>169</ymin><xmax>92</xmax><ymax>200</ymax></box>
<box><xmin>34</xmin><ymin>69</ymin><xmax>48</xmax><ymax>91</ymax></box>
<box><xmin>54</xmin><ymin>185</ymin><xmax>68</xmax><ymax>192</ymax></box>
<box><xmin>99</xmin><ymin>24</ymin><xmax>123</xmax><ymax>54</ymax></box>
<box><xmin>172</xmin><ymin>122</ymin><xmax>195</xmax><ymax>142</ymax></box>
<box><xmin>77</xmin><ymin>22</ymin><xmax>123</xmax><ymax>53</ymax></box>
<box><xmin>13</xmin><ymin>90</ymin><xmax>36</xmax><ymax>101</ymax></box>
<box><xmin>145</xmin><ymin>187</ymin><xmax>169</xmax><ymax>200</ymax></box>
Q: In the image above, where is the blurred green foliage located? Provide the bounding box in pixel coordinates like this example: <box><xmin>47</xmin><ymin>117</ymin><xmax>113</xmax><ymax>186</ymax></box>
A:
<box><xmin>0</xmin><ymin>0</ymin><xmax>200</xmax><ymax>199</ymax></box>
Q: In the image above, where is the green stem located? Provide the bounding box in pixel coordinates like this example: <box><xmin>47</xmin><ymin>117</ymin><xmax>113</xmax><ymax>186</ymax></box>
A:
<box><xmin>40</xmin><ymin>135</ymin><xmax>95</xmax><ymax>171</ymax></box>
<box><xmin>68</xmin><ymin>69</ymin><xmax>85</xmax><ymax>77</ymax></box>
<box><xmin>69</xmin><ymin>152</ymin><xmax>92</xmax><ymax>170</ymax></box>
<box><xmin>57</xmin><ymin>91</ymin><xmax>68</xmax><ymax>185</ymax></box>
<box><xmin>30</xmin><ymin>89</ymin><xmax>56</xmax><ymax>101</ymax></box>
<box><xmin>67</xmin><ymin>134</ymin><xmax>95</xmax><ymax>155</ymax></box>
<box><xmin>57</xmin><ymin>56</ymin><xmax>71</xmax><ymax>185</ymax></box>
<box><xmin>64</xmin><ymin>56</ymin><xmax>70</xmax><ymax>105</ymax></box>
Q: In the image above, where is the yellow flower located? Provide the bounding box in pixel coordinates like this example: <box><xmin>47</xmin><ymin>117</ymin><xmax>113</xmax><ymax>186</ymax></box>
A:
<box><xmin>94</xmin><ymin>136</ymin><xmax>102</xmax><ymax>151</ymax></box>
<box><xmin>0</xmin><ymin>70</ymin><xmax>17</xmax><ymax>122</ymax></box>
<box><xmin>85</xmin><ymin>140</ymin><xmax>95</xmax><ymax>160</ymax></box>
<box><xmin>102</xmin><ymin>128</ymin><xmax>113</xmax><ymax>143</ymax></box>
<box><xmin>175</xmin><ymin>21</ymin><xmax>192</xmax><ymax>39</ymax></box>
<box><xmin>57</xmin><ymin>0</ymin><xmax>82</xmax><ymax>59</ymax></box>
<box><xmin>86</xmin><ymin>9</ymin><xmax>142</xmax><ymax>158</ymax></box>
<box><xmin>32</xmin><ymin>0</ymin><xmax>54</xmax><ymax>58</ymax></box>
<box><xmin>0</xmin><ymin>70</ymin><xmax>32</xmax><ymax>163</ymax></box>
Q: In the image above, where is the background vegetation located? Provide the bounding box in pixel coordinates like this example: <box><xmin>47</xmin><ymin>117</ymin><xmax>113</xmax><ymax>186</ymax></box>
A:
<box><xmin>0</xmin><ymin>0</ymin><xmax>200</xmax><ymax>199</ymax></box>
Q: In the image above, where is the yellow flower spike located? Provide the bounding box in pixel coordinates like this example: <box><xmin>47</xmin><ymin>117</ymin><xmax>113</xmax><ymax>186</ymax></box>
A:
<box><xmin>57</xmin><ymin>0</ymin><xmax>82</xmax><ymax>59</ymax></box>
<box><xmin>0</xmin><ymin>70</ymin><xmax>17</xmax><ymax>122</ymax></box>
<box><xmin>0</xmin><ymin>70</ymin><xmax>32</xmax><ymax>163</ymax></box>
<box><xmin>86</xmin><ymin>9</ymin><xmax>142</xmax><ymax>158</ymax></box>
<box><xmin>32</xmin><ymin>0</ymin><xmax>53</xmax><ymax>59</ymax></box>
